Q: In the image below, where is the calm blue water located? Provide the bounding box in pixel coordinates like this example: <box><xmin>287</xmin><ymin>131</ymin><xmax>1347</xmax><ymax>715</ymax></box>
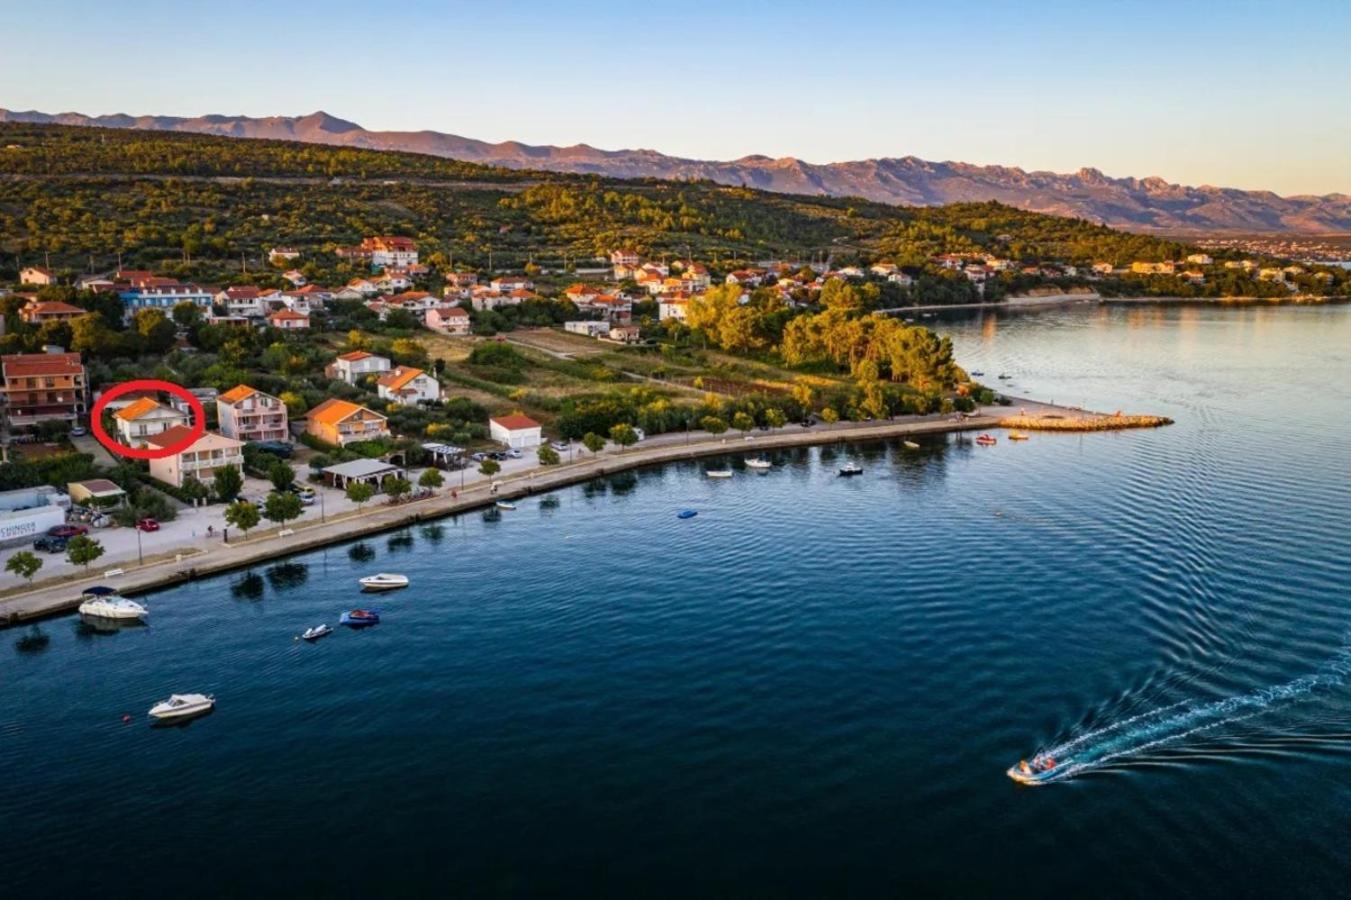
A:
<box><xmin>5</xmin><ymin>303</ymin><xmax>1351</xmax><ymax>898</ymax></box>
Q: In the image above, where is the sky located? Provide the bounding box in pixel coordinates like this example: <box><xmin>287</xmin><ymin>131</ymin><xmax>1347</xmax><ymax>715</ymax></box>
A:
<box><xmin>2</xmin><ymin>0</ymin><xmax>1348</xmax><ymax>196</ymax></box>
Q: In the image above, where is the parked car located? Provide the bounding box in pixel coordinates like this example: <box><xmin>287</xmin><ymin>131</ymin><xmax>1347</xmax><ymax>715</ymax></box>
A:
<box><xmin>550</xmin><ymin>440</ymin><xmax>570</xmax><ymax>452</ymax></box>
<box><xmin>135</xmin><ymin>518</ymin><xmax>160</xmax><ymax>532</ymax></box>
<box><xmin>506</xmin><ymin>449</ymin><xmax>523</xmax><ymax>459</ymax></box>
<box><xmin>47</xmin><ymin>524</ymin><xmax>89</xmax><ymax>539</ymax></box>
<box><xmin>69</xmin><ymin>425</ymin><xmax>88</xmax><ymax>437</ymax></box>
<box><xmin>632</xmin><ymin>427</ymin><xmax>646</xmax><ymax>442</ymax></box>
<box><xmin>470</xmin><ymin>452</ymin><xmax>488</xmax><ymax>462</ymax></box>
<box><xmin>248</xmin><ymin>440</ymin><xmax>294</xmax><ymax>459</ymax></box>
<box><xmin>289</xmin><ymin>486</ymin><xmax>317</xmax><ymax>505</ymax></box>
<box><xmin>34</xmin><ymin>535</ymin><xmax>69</xmax><ymax>553</ymax></box>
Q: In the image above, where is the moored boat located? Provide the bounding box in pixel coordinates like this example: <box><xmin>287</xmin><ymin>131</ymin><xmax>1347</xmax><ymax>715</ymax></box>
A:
<box><xmin>1008</xmin><ymin>431</ymin><xmax>1030</xmax><ymax>441</ymax></box>
<box><xmin>300</xmin><ymin>624</ymin><xmax>332</xmax><ymax>641</ymax></box>
<box><xmin>340</xmin><ymin>609</ymin><xmax>381</xmax><ymax>627</ymax></box>
<box><xmin>976</xmin><ymin>433</ymin><xmax>998</xmax><ymax>446</ymax></box>
<box><xmin>838</xmin><ymin>462</ymin><xmax>863</xmax><ymax>476</ymax></box>
<box><xmin>358</xmin><ymin>573</ymin><xmax>409</xmax><ymax>592</ymax></box>
<box><xmin>677</xmin><ymin>509</ymin><xmax>698</xmax><ymax>519</ymax></box>
<box><xmin>148</xmin><ymin>693</ymin><xmax>215</xmax><ymax>721</ymax></box>
<box><xmin>495</xmin><ymin>500</ymin><xmax>516</xmax><ymax>510</ymax></box>
<box><xmin>706</xmin><ymin>469</ymin><xmax>734</xmax><ymax>479</ymax></box>
<box><xmin>745</xmin><ymin>456</ymin><xmax>772</xmax><ymax>470</ymax></box>
<box><xmin>77</xmin><ymin>586</ymin><xmax>148</xmax><ymax>621</ymax></box>
<box><xmin>903</xmin><ymin>440</ymin><xmax>920</xmax><ymax>450</ymax></box>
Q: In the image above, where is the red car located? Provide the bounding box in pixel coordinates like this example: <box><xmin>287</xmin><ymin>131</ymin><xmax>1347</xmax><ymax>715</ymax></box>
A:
<box><xmin>47</xmin><ymin>524</ymin><xmax>89</xmax><ymax>539</ymax></box>
<box><xmin>135</xmin><ymin>518</ymin><xmax>161</xmax><ymax>532</ymax></box>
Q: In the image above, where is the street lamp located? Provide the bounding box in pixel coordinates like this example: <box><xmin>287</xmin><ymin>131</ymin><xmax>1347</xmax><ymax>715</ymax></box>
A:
<box><xmin>135</xmin><ymin>526</ymin><xmax>143</xmax><ymax>566</ymax></box>
<box><xmin>319</xmin><ymin>489</ymin><xmax>326</xmax><ymax>524</ymax></box>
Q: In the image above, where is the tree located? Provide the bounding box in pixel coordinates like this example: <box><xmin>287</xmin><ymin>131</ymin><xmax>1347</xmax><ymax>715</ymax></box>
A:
<box><xmin>171</xmin><ymin>301</ymin><xmax>203</xmax><ymax>330</ymax></box>
<box><xmin>478</xmin><ymin>459</ymin><xmax>501</xmax><ymax>478</ymax></box>
<box><xmin>182</xmin><ymin>476</ymin><xmax>210</xmax><ymax>505</ymax></box>
<box><xmin>346</xmin><ymin>481</ymin><xmax>376</xmax><ymax>510</ymax></box>
<box><xmin>382</xmin><ymin>474</ymin><xmax>412</xmax><ymax>503</ymax></box>
<box><xmin>731</xmin><ymin>412</ymin><xmax>755</xmax><ymax>436</ymax></box>
<box><xmin>212</xmin><ymin>464</ymin><xmax>243</xmax><ymax>501</ymax></box>
<box><xmin>66</xmin><ymin>535</ymin><xmax>105</xmax><ymax>571</ymax></box>
<box><xmin>133</xmin><ymin>308</ymin><xmax>178</xmax><ymax>354</ymax></box>
<box><xmin>224</xmin><ymin>500</ymin><xmax>261</xmax><ymax>539</ymax></box>
<box><xmin>263</xmin><ymin>491</ymin><xmax>303</xmax><ymax>532</ymax></box>
<box><xmin>764</xmin><ymin>407</ymin><xmax>787</xmax><ymax>429</ymax></box>
<box><xmin>5</xmin><ymin>550</ymin><xmax>42</xmax><ymax>584</ymax></box>
<box><xmin>582</xmin><ymin>432</ymin><xmax>606</xmax><ymax>454</ymax></box>
<box><xmin>279</xmin><ymin>390</ymin><xmax>308</xmax><ymax>417</ymax></box>
<box><xmin>820</xmin><ymin>407</ymin><xmax>840</xmax><ymax>424</ymax></box>
<box><xmin>418</xmin><ymin>468</ymin><xmax>445</xmax><ymax>491</ymax></box>
<box><xmin>268</xmin><ymin>461</ymin><xmax>296</xmax><ymax>493</ymax></box>
<box><xmin>700</xmin><ymin>416</ymin><xmax>728</xmax><ymax>436</ymax></box>
<box><xmin>609</xmin><ymin>423</ymin><xmax>638</xmax><ymax>452</ymax></box>
<box><xmin>537</xmin><ymin>445</ymin><xmax>560</xmax><ymax>466</ymax></box>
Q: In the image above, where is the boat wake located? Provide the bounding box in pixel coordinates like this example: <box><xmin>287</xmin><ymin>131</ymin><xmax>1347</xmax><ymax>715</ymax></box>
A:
<box><xmin>1015</xmin><ymin>643</ymin><xmax>1351</xmax><ymax>784</ymax></box>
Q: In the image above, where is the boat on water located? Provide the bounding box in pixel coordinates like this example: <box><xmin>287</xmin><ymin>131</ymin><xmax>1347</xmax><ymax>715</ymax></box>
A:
<box><xmin>997</xmin><ymin>374</ymin><xmax>1012</xmax><ymax>380</ymax></box>
<box><xmin>1006</xmin><ymin>754</ymin><xmax>1064</xmax><ymax>786</ymax></box>
<box><xmin>903</xmin><ymin>440</ymin><xmax>920</xmax><ymax>450</ymax></box>
<box><xmin>77</xmin><ymin>586</ymin><xmax>148</xmax><ymax>621</ymax></box>
<box><xmin>300</xmin><ymin>624</ymin><xmax>332</xmax><ymax>641</ymax></box>
<box><xmin>340</xmin><ymin>609</ymin><xmax>381</xmax><ymax>627</ymax></box>
<box><xmin>976</xmin><ymin>433</ymin><xmax>998</xmax><ymax>446</ymax></box>
<box><xmin>971</xmin><ymin>370</ymin><xmax>985</xmax><ymax>377</ymax></box>
<box><xmin>495</xmin><ymin>500</ymin><xmax>517</xmax><ymax>510</ymax></box>
<box><xmin>677</xmin><ymin>509</ymin><xmax>698</xmax><ymax>519</ymax></box>
<box><xmin>706</xmin><ymin>469</ymin><xmax>734</xmax><ymax>479</ymax></box>
<box><xmin>838</xmin><ymin>462</ymin><xmax>864</xmax><ymax>476</ymax></box>
<box><xmin>745</xmin><ymin>456</ymin><xmax>773</xmax><ymax>470</ymax></box>
<box><xmin>358</xmin><ymin>573</ymin><xmax>408</xmax><ymax>592</ymax></box>
<box><xmin>1008</xmin><ymin>431</ymin><xmax>1030</xmax><ymax>441</ymax></box>
<box><xmin>148</xmin><ymin>693</ymin><xmax>215</xmax><ymax>721</ymax></box>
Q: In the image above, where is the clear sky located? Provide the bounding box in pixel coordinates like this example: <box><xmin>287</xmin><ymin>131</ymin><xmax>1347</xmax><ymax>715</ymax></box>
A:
<box><xmin>2</xmin><ymin>0</ymin><xmax>1348</xmax><ymax>195</ymax></box>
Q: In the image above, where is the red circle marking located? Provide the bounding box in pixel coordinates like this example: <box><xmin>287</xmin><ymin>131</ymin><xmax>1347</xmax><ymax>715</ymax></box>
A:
<box><xmin>90</xmin><ymin>380</ymin><xmax>206</xmax><ymax>460</ymax></box>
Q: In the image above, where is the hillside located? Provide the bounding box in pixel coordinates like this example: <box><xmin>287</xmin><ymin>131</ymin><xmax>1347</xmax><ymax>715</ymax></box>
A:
<box><xmin>0</xmin><ymin>122</ymin><xmax>1208</xmax><ymax>280</ymax></box>
<box><xmin>3</xmin><ymin>108</ymin><xmax>1348</xmax><ymax>234</ymax></box>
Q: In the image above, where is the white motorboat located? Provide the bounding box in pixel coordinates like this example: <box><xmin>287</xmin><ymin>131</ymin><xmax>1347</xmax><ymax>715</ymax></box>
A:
<box><xmin>903</xmin><ymin>440</ymin><xmax>920</xmax><ymax>450</ymax></box>
<box><xmin>148</xmin><ymin>693</ymin><xmax>215</xmax><ymax>721</ymax></box>
<box><xmin>706</xmin><ymin>469</ymin><xmax>734</xmax><ymax>479</ymax></box>
<box><xmin>300</xmin><ymin>624</ymin><xmax>332</xmax><ymax>641</ymax></box>
<box><xmin>359</xmin><ymin>573</ymin><xmax>409</xmax><ymax>592</ymax></box>
<box><xmin>745</xmin><ymin>456</ymin><xmax>772</xmax><ymax>470</ymax></box>
<box><xmin>838</xmin><ymin>462</ymin><xmax>864</xmax><ymax>477</ymax></box>
<box><xmin>495</xmin><ymin>501</ymin><xmax>517</xmax><ymax>511</ymax></box>
<box><xmin>77</xmin><ymin>586</ymin><xmax>147</xmax><ymax>620</ymax></box>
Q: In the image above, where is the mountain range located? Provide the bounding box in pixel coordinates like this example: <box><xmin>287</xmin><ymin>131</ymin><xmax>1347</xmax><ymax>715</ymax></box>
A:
<box><xmin>3</xmin><ymin>108</ymin><xmax>1347</xmax><ymax>234</ymax></box>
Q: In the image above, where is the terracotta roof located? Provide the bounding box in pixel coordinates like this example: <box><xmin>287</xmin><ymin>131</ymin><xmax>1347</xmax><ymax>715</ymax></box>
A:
<box><xmin>145</xmin><ymin>426</ymin><xmax>241</xmax><ymax>452</ymax></box>
<box><xmin>113</xmin><ymin>396</ymin><xmax>177</xmax><ymax>422</ymax></box>
<box><xmin>336</xmin><ymin>351</ymin><xmax>372</xmax><ymax>362</ymax></box>
<box><xmin>218</xmin><ymin>384</ymin><xmax>258</xmax><ymax>404</ymax></box>
<box><xmin>24</xmin><ymin>300</ymin><xmax>85</xmax><ymax>315</ymax></box>
<box><xmin>308</xmin><ymin>398</ymin><xmax>385</xmax><ymax>426</ymax></box>
<box><xmin>2</xmin><ymin>352</ymin><xmax>84</xmax><ymax>378</ymax></box>
<box><xmin>491</xmin><ymin>413</ymin><xmax>541</xmax><ymax>431</ymax></box>
<box><xmin>268</xmin><ymin>309</ymin><xmax>308</xmax><ymax>320</ymax></box>
<box><xmin>377</xmin><ymin>366</ymin><xmax>426</xmax><ymax>391</ymax></box>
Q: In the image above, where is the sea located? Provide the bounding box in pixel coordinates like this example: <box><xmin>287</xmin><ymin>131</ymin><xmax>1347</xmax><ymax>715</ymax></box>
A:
<box><xmin>3</xmin><ymin>302</ymin><xmax>1350</xmax><ymax>897</ymax></box>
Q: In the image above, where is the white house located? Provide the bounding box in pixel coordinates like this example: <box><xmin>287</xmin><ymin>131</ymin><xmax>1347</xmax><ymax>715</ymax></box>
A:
<box><xmin>565</xmin><ymin>320</ymin><xmax>609</xmax><ymax>337</ymax></box>
<box><xmin>489</xmin><ymin>413</ymin><xmax>543</xmax><ymax>449</ymax></box>
<box><xmin>659</xmin><ymin>297</ymin><xmax>690</xmax><ymax>322</ymax></box>
<box><xmin>216</xmin><ymin>384</ymin><xmax>289</xmax><ymax>443</ymax></box>
<box><xmin>146</xmin><ymin>427</ymin><xmax>245</xmax><ymax>489</ymax></box>
<box><xmin>112</xmin><ymin>397</ymin><xmax>191</xmax><ymax>447</ymax></box>
<box><xmin>20</xmin><ymin>266</ymin><xmax>55</xmax><ymax>287</ymax></box>
<box><xmin>326</xmin><ymin>350</ymin><xmax>392</xmax><ymax>384</ymax></box>
<box><xmin>377</xmin><ymin>365</ymin><xmax>441</xmax><ymax>406</ymax></box>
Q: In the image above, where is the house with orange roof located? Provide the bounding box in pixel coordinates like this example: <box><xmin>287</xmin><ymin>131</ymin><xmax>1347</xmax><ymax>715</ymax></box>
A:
<box><xmin>305</xmin><ymin>398</ymin><xmax>391</xmax><ymax>446</ymax></box>
<box><xmin>325</xmin><ymin>350</ymin><xmax>392</xmax><ymax>384</ymax></box>
<box><xmin>267</xmin><ymin>308</ymin><xmax>309</xmax><ymax>330</ymax></box>
<box><xmin>112</xmin><ymin>397</ymin><xmax>191</xmax><ymax>446</ymax></box>
<box><xmin>489</xmin><ymin>413</ymin><xmax>542</xmax><ymax>450</ymax></box>
<box><xmin>216</xmin><ymin>385</ymin><xmax>289</xmax><ymax>443</ymax></box>
<box><xmin>20</xmin><ymin>299</ymin><xmax>86</xmax><ymax>325</ymax></box>
<box><xmin>376</xmin><ymin>366</ymin><xmax>441</xmax><ymax>407</ymax></box>
<box><xmin>146</xmin><ymin>427</ymin><xmax>244</xmax><ymax>489</ymax></box>
<box><xmin>1</xmin><ymin>352</ymin><xmax>87</xmax><ymax>429</ymax></box>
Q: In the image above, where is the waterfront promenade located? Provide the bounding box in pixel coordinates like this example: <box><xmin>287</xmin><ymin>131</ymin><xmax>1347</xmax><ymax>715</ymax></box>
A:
<box><xmin>0</xmin><ymin>399</ymin><xmax>1166</xmax><ymax>624</ymax></box>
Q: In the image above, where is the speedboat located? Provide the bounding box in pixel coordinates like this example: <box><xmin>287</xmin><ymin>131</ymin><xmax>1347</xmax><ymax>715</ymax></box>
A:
<box><xmin>495</xmin><ymin>500</ymin><xmax>517</xmax><ymax>510</ymax></box>
<box><xmin>677</xmin><ymin>509</ymin><xmax>698</xmax><ymax>519</ymax></box>
<box><xmin>902</xmin><ymin>440</ymin><xmax>920</xmax><ymax>450</ymax></box>
<box><xmin>77</xmin><ymin>586</ymin><xmax>148</xmax><ymax>620</ymax></box>
<box><xmin>975</xmin><ymin>433</ymin><xmax>998</xmax><ymax>446</ymax></box>
<box><xmin>1008</xmin><ymin>431</ymin><xmax>1030</xmax><ymax>441</ymax></box>
<box><xmin>971</xmin><ymin>370</ymin><xmax>985</xmax><ymax>377</ymax></box>
<box><xmin>706</xmin><ymin>469</ymin><xmax>734</xmax><ymax>479</ymax></box>
<box><xmin>358</xmin><ymin>573</ymin><xmax>408</xmax><ymax>592</ymax></box>
<box><xmin>148</xmin><ymin>693</ymin><xmax>215</xmax><ymax>721</ymax></box>
<box><xmin>340</xmin><ymin>609</ymin><xmax>381</xmax><ymax>627</ymax></box>
<box><xmin>745</xmin><ymin>456</ymin><xmax>772</xmax><ymax>470</ymax></box>
<box><xmin>838</xmin><ymin>462</ymin><xmax>863</xmax><ymax>476</ymax></box>
<box><xmin>998</xmin><ymin>374</ymin><xmax>1012</xmax><ymax>380</ymax></box>
<box><xmin>1006</xmin><ymin>754</ymin><xmax>1065</xmax><ymax>786</ymax></box>
<box><xmin>300</xmin><ymin>624</ymin><xmax>332</xmax><ymax>641</ymax></box>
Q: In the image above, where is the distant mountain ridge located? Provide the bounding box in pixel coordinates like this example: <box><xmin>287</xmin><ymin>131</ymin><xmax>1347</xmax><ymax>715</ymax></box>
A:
<box><xmin>3</xmin><ymin>108</ymin><xmax>1347</xmax><ymax>234</ymax></box>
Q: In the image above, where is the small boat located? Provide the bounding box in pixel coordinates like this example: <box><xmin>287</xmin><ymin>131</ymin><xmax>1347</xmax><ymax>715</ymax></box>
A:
<box><xmin>838</xmin><ymin>462</ymin><xmax>863</xmax><ymax>477</ymax></box>
<box><xmin>358</xmin><ymin>573</ymin><xmax>409</xmax><ymax>592</ymax></box>
<box><xmin>971</xmin><ymin>370</ymin><xmax>985</xmax><ymax>377</ymax></box>
<box><xmin>77</xmin><ymin>586</ymin><xmax>148</xmax><ymax>621</ymax></box>
<box><xmin>148</xmin><ymin>693</ymin><xmax>215</xmax><ymax>721</ymax></box>
<box><xmin>677</xmin><ymin>509</ymin><xmax>698</xmax><ymax>519</ymax></box>
<box><xmin>745</xmin><ymin>456</ymin><xmax>772</xmax><ymax>470</ymax></box>
<box><xmin>997</xmin><ymin>374</ymin><xmax>1012</xmax><ymax>380</ymax></box>
<box><xmin>902</xmin><ymin>440</ymin><xmax>920</xmax><ymax>450</ymax></box>
<box><xmin>300</xmin><ymin>624</ymin><xmax>332</xmax><ymax>641</ymax></box>
<box><xmin>1008</xmin><ymin>431</ymin><xmax>1030</xmax><ymax>441</ymax></box>
<box><xmin>340</xmin><ymin>609</ymin><xmax>381</xmax><ymax>627</ymax></box>
<box><xmin>976</xmin><ymin>433</ymin><xmax>998</xmax><ymax>446</ymax></box>
<box><xmin>706</xmin><ymin>469</ymin><xmax>734</xmax><ymax>479</ymax></box>
<box><xmin>495</xmin><ymin>500</ymin><xmax>516</xmax><ymax>510</ymax></box>
<box><xmin>1006</xmin><ymin>754</ymin><xmax>1065</xmax><ymax>786</ymax></box>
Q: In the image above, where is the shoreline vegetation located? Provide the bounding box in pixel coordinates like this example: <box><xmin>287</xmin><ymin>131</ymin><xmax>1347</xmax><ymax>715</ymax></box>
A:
<box><xmin>1</xmin><ymin>402</ymin><xmax>1171</xmax><ymax>625</ymax></box>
